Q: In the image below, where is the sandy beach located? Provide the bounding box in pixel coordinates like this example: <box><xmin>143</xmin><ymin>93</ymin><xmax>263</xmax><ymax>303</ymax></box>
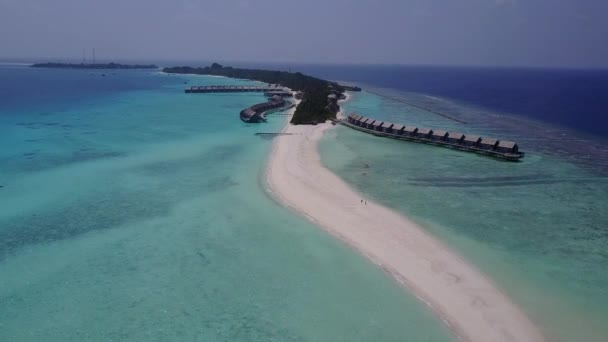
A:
<box><xmin>266</xmin><ymin>117</ymin><xmax>546</xmax><ymax>341</ymax></box>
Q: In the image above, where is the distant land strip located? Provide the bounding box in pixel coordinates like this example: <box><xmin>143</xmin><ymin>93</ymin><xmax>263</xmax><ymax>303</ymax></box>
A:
<box><xmin>31</xmin><ymin>62</ymin><xmax>158</xmax><ymax>70</ymax></box>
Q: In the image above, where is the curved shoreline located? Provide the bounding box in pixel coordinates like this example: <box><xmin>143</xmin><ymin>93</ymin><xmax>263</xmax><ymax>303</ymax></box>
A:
<box><xmin>265</xmin><ymin>120</ymin><xmax>545</xmax><ymax>341</ymax></box>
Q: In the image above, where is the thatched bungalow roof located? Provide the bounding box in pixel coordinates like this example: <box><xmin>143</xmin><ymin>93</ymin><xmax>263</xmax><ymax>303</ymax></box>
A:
<box><xmin>242</xmin><ymin>109</ymin><xmax>256</xmax><ymax>117</ymax></box>
<box><xmin>463</xmin><ymin>135</ymin><xmax>481</xmax><ymax>143</ymax></box>
<box><xmin>498</xmin><ymin>141</ymin><xmax>516</xmax><ymax>149</ymax></box>
<box><xmin>392</xmin><ymin>124</ymin><xmax>404</xmax><ymax>131</ymax></box>
<box><xmin>432</xmin><ymin>130</ymin><xmax>448</xmax><ymax>138</ymax></box>
<box><xmin>497</xmin><ymin>141</ymin><xmax>519</xmax><ymax>153</ymax></box>
<box><xmin>480</xmin><ymin>138</ymin><xmax>499</xmax><ymax>149</ymax></box>
<box><xmin>448</xmin><ymin>132</ymin><xmax>464</xmax><ymax>139</ymax></box>
<box><xmin>404</xmin><ymin>126</ymin><xmax>418</xmax><ymax>133</ymax></box>
<box><xmin>417</xmin><ymin>128</ymin><xmax>432</xmax><ymax>135</ymax></box>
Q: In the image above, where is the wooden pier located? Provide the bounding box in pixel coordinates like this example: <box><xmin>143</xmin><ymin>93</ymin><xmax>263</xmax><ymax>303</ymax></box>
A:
<box><xmin>185</xmin><ymin>85</ymin><xmax>289</xmax><ymax>93</ymax></box>
<box><xmin>342</xmin><ymin>113</ymin><xmax>524</xmax><ymax>161</ymax></box>
<box><xmin>255</xmin><ymin>132</ymin><xmax>298</xmax><ymax>136</ymax></box>
<box><xmin>185</xmin><ymin>84</ymin><xmax>293</xmax><ymax>123</ymax></box>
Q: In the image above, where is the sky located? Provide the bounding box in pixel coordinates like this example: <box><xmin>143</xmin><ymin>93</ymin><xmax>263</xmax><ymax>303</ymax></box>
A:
<box><xmin>1</xmin><ymin>0</ymin><xmax>607</xmax><ymax>68</ymax></box>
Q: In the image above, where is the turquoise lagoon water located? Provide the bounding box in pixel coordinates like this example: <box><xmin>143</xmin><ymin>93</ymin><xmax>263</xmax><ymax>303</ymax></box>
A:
<box><xmin>0</xmin><ymin>66</ymin><xmax>452</xmax><ymax>341</ymax></box>
<box><xmin>321</xmin><ymin>89</ymin><xmax>608</xmax><ymax>341</ymax></box>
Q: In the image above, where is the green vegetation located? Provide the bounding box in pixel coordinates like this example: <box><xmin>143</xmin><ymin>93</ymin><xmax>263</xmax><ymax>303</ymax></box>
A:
<box><xmin>31</xmin><ymin>62</ymin><xmax>158</xmax><ymax>70</ymax></box>
<box><xmin>163</xmin><ymin>63</ymin><xmax>344</xmax><ymax>124</ymax></box>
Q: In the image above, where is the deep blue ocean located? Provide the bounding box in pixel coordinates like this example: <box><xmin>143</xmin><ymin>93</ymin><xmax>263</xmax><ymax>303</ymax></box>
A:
<box><xmin>0</xmin><ymin>65</ymin><xmax>171</xmax><ymax>111</ymax></box>
<box><xmin>234</xmin><ymin>63</ymin><xmax>608</xmax><ymax>138</ymax></box>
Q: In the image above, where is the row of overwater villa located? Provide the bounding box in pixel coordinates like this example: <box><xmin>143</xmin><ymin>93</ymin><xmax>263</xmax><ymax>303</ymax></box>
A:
<box><xmin>185</xmin><ymin>84</ymin><xmax>289</xmax><ymax>93</ymax></box>
<box><xmin>342</xmin><ymin>113</ymin><xmax>524</xmax><ymax>161</ymax></box>
<box><xmin>240</xmin><ymin>95</ymin><xmax>291</xmax><ymax>123</ymax></box>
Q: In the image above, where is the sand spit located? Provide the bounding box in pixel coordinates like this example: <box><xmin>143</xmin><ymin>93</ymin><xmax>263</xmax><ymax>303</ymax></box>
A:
<box><xmin>266</xmin><ymin>121</ymin><xmax>545</xmax><ymax>342</ymax></box>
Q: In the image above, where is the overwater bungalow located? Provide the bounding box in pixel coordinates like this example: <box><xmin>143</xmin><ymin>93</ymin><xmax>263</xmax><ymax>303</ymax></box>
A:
<box><xmin>186</xmin><ymin>84</ymin><xmax>293</xmax><ymax>94</ymax></box>
<box><xmin>353</xmin><ymin>116</ymin><xmax>362</xmax><ymax>126</ymax></box>
<box><xmin>497</xmin><ymin>141</ymin><xmax>519</xmax><ymax>154</ymax></box>
<box><xmin>416</xmin><ymin>128</ymin><xmax>432</xmax><ymax>139</ymax></box>
<box><xmin>392</xmin><ymin>124</ymin><xmax>405</xmax><ymax>135</ymax></box>
<box><xmin>462</xmin><ymin>135</ymin><xmax>482</xmax><ymax>147</ymax></box>
<box><xmin>480</xmin><ymin>138</ymin><xmax>499</xmax><ymax>150</ymax></box>
<box><xmin>338</xmin><ymin>115</ymin><xmax>524</xmax><ymax>161</ymax></box>
<box><xmin>240</xmin><ymin>94</ymin><xmax>286</xmax><ymax>123</ymax></box>
<box><xmin>447</xmin><ymin>132</ymin><xmax>464</xmax><ymax>144</ymax></box>
<box><xmin>381</xmin><ymin>122</ymin><xmax>394</xmax><ymax>133</ymax></box>
<box><xmin>371</xmin><ymin>121</ymin><xmax>384</xmax><ymax>131</ymax></box>
<box><xmin>264</xmin><ymin>91</ymin><xmax>293</xmax><ymax>97</ymax></box>
<box><xmin>431</xmin><ymin>130</ymin><xmax>448</xmax><ymax>141</ymax></box>
<box><xmin>404</xmin><ymin>126</ymin><xmax>418</xmax><ymax>137</ymax></box>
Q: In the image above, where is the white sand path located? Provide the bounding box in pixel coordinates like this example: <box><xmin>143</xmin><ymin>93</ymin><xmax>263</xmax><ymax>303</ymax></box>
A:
<box><xmin>266</xmin><ymin>121</ymin><xmax>545</xmax><ymax>342</ymax></box>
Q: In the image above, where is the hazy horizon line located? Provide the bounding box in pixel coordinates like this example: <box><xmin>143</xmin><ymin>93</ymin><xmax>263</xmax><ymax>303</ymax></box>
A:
<box><xmin>1</xmin><ymin>56</ymin><xmax>607</xmax><ymax>72</ymax></box>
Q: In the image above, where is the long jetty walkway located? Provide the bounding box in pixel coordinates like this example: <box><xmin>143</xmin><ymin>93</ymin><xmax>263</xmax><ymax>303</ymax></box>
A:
<box><xmin>240</xmin><ymin>95</ymin><xmax>293</xmax><ymax>123</ymax></box>
<box><xmin>185</xmin><ymin>85</ymin><xmax>289</xmax><ymax>93</ymax></box>
<box><xmin>342</xmin><ymin>113</ymin><xmax>524</xmax><ymax>161</ymax></box>
<box><xmin>184</xmin><ymin>84</ymin><xmax>294</xmax><ymax>124</ymax></box>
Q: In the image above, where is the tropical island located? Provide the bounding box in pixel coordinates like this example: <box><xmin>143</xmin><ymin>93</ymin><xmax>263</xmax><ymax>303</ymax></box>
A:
<box><xmin>31</xmin><ymin>62</ymin><xmax>158</xmax><ymax>70</ymax></box>
<box><xmin>163</xmin><ymin>63</ymin><xmax>345</xmax><ymax>124</ymax></box>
